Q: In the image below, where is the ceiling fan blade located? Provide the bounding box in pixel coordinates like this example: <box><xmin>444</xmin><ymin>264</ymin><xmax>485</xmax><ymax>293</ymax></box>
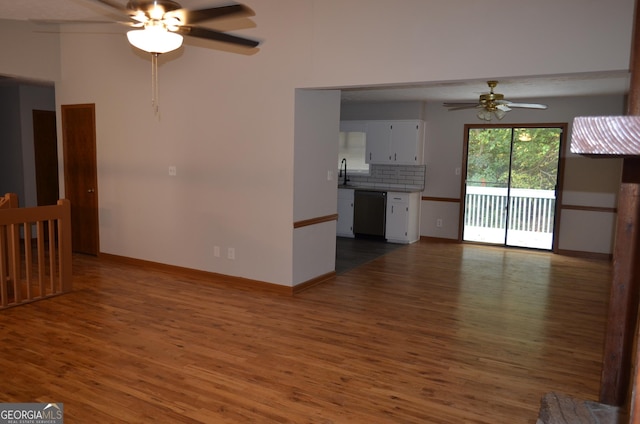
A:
<box><xmin>175</xmin><ymin>25</ymin><xmax>259</xmax><ymax>47</ymax></box>
<box><xmin>31</xmin><ymin>18</ymin><xmax>121</xmax><ymax>24</ymax></box>
<box><xmin>504</xmin><ymin>102</ymin><xmax>548</xmax><ymax>110</ymax></box>
<box><xmin>443</xmin><ymin>102</ymin><xmax>480</xmax><ymax>111</ymax></box>
<box><xmin>443</xmin><ymin>102</ymin><xmax>478</xmax><ymax>106</ymax></box>
<box><xmin>167</xmin><ymin>4</ymin><xmax>253</xmax><ymax>25</ymax></box>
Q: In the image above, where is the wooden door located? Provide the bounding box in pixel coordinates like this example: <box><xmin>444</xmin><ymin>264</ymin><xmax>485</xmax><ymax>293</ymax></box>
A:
<box><xmin>62</xmin><ymin>104</ymin><xmax>99</xmax><ymax>255</ymax></box>
<box><xmin>33</xmin><ymin>110</ymin><xmax>60</xmax><ymax>206</ymax></box>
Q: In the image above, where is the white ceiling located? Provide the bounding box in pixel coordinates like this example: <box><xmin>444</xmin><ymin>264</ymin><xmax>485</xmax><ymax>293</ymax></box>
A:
<box><xmin>0</xmin><ymin>0</ymin><xmax>631</xmax><ymax>103</ymax></box>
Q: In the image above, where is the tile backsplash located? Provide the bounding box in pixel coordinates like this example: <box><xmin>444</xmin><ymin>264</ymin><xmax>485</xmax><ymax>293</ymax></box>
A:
<box><xmin>346</xmin><ymin>164</ymin><xmax>425</xmax><ymax>191</ymax></box>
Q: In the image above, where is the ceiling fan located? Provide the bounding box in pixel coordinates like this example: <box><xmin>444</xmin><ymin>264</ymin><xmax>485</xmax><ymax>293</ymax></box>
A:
<box><xmin>443</xmin><ymin>81</ymin><xmax>548</xmax><ymax>121</ymax></box>
<box><xmin>85</xmin><ymin>0</ymin><xmax>260</xmax><ymax>115</ymax></box>
<box><xmin>93</xmin><ymin>0</ymin><xmax>260</xmax><ymax>52</ymax></box>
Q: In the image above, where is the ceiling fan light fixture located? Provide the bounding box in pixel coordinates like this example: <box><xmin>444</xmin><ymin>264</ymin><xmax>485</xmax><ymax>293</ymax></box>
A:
<box><xmin>494</xmin><ymin>109</ymin><xmax>507</xmax><ymax>120</ymax></box>
<box><xmin>476</xmin><ymin>108</ymin><xmax>506</xmax><ymax>121</ymax></box>
<box><xmin>127</xmin><ymin>26</ymin><xmax>183</xmax><ymax>53</ymax></box>
<box><xmin>477</xmin><ymin>110</ymin><xmax>492</xmax><ymax>121</ymax></box>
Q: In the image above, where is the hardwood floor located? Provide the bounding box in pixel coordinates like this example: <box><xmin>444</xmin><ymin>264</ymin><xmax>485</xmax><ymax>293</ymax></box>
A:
<box><xmin>0</xmin><ymin>241</ymin><xmax>611</xmax><ymax>423</ymax></box>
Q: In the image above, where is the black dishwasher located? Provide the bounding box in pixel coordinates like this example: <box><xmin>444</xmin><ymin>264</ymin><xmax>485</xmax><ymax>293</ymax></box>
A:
<box><xmin>353</xmin><ymin>190</ymin><xmax>387</xmax><ymax>238</ymax></box>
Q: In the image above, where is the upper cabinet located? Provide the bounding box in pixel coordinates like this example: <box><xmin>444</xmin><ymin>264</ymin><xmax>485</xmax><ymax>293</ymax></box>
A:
<box><xmin>363</xmin><ymin>120</ymin><xmax>425</xmax><ymax>165</ymax></box>
<box><xmin>365</xmin><ymin>121</ymin><xmax>393</xmax><ymax>163</ymax></box>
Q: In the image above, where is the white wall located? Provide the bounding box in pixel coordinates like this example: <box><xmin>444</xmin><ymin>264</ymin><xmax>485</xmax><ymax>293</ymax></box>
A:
<box><xmin>51</xmin><ymin>2</ymin><xmax>314</xmax><ymax>285</ymax></box>
<box><xmin>0</xmin><ymin>20</ymin><xmax>60</xmax><ymax>82</ymax></box>
<box><xmin>309</xmin><ymin>0</ymin><xmax>633</xmax><ymax>86</ymax></box>
<box><xmin>0</xmin><ymin>0</ymin><xmax>634</xmax><ymax>286</ymax></box>
<box><xmin>341</xmin><ymin>102</ymin><xmax>425</xmax><ymax>121</ymax></box>
<box><xmin>293</xmin><ymin>89</ymin><xmax>341</xmax><ymax>285</ymax></box>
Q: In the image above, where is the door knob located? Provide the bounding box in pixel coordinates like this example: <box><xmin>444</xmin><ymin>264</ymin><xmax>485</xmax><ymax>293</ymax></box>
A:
<box><xmin>87</xmin><ymin>189</ymin><xmax>95</xmax><ymax>193</ymax></box>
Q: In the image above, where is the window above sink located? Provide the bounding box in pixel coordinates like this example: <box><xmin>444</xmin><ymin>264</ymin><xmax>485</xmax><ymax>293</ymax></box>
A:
<box><xmin>339</xmin><ymin>121</ymin><xmax>370</xmax><ymax>175</ymax></box>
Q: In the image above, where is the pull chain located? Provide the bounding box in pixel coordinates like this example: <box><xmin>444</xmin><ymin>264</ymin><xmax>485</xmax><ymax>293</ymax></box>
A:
<box><xmin>151</xmin><ymin>52</ymin><xmax>160</xmax><ymax>117</ymax></box>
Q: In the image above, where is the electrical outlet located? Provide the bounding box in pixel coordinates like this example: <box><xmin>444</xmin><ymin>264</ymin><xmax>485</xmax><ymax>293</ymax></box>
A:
<box><xmin>455</xmin><ymin>167</ymin><xmax>461</xmax><ymax>176</ymax></box>
<box><xmin>227</xmin><ymin>247</ymin><xmax>235</xmax><ymax>260</ymax></box>
<box><xmin>214</xmin><ymin>246</ymin><xmax>220</xmax><ymax>257</ymax></box>
<box><xmin>327</xmin><ymin>170</ymin><xmax>334</xmax><ymax>181</ymax></box>
<box><xmin>168</xmin><ymin>166</ymin><xmax>177</xmax><ymax>176</ymax></box>
<box><xmin>436</xmin><ymin>218</ymin><xmax>443</xmax><ymax>228</ymax></box>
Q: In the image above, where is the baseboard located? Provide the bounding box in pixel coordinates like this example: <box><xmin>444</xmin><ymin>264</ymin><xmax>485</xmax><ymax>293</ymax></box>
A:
<box><xmin>419</xmin><ymin>238</ymin><xmax>612</xmax><ymax>261</ymax></box>
<box><xmin>292</xmin><ymin>271</ymin><xmax>336</xmax><ymax>294</ymax></box>
<box><xmin>98</xmin><ymin>252</ymin><xmax>296</xmax><ymax>296</ymax></box>
<box><xmin>556</xmin><ymin>249</ymin><xmax>612</xmax><ymax>261</ymax></box>
<box><xmin>419</xmin><ymin>236</ymin><xmax>460</xmax><ymax>243</ymax></box>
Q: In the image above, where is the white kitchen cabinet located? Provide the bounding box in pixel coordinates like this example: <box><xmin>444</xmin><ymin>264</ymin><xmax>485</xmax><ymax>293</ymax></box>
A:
<box><xmin>385</xmin><ymin>191</ymin><xmax>420</xmax><ymax>244</ymax></box>
<box><xmin>364</xmin><ymin>120</ymin><xmax>424</xmax><ymax>165</ymax></box>
<box><xmin>389</xmin><ymin>120</ymin><xmax>424</xmax><ymax>164</ymax></box>
<box><xmin>337</xmin><ymin>188</ymin><xmax>355</xmax><ymax>237</ymax></box>
<box><xmin>364</xmin><ymin>121</ymin><xmax>392</xmax><ymax>163</ymax></box>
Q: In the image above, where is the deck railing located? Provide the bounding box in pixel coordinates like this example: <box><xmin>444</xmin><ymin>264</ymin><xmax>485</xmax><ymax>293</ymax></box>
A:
<box><xmin>0</xmin><ymin>194</ymin><xmax>72</xmax><ymax>309</ymax></box>
<box><xmin>465</xmin><ymin>186</ymin><xmax>556</xmax><ymax>233</ymax></box>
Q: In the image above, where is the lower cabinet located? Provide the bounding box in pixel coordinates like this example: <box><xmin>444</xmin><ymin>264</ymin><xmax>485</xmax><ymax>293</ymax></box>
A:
<box><xmin>386</xmin><ymin>191</ymin><xmax>420</xmax><ymax>244</ymax></box>
<box><xmin>338</xmin><ymin>188</ymin><xmax>420</xmax><ymax>243</ymax></box>
<box><xmin>337</xmin><ymin>188</ymin><xmax>354</xmax><ymax>237</ymax></box>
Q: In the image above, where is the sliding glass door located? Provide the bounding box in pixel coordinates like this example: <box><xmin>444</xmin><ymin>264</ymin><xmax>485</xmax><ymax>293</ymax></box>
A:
<box><xmin>463</xmin><ymin>126</ymin><xmax>562</xmax><ymax>250</ymax></box>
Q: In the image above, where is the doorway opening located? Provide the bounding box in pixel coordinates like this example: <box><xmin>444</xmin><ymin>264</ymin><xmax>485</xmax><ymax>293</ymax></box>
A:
<box><xmin>33</xmin><ymin>109</ymin><xmax>60</xmax><ymax>206</ymax></box>
<box><xmin>461</xmin><ymin>124</ymin><xmax>565</xmax><ymax>250</ymax></box>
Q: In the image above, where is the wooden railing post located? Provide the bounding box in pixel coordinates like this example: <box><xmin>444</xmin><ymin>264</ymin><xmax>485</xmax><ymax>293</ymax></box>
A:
<box><xmin>570</xmin><ymin>0</ymin><xmax>640</xmax><ymax>414</ymax></box>
<box><xmin>0</xmin><ymin>194</ymin><xmax>19</xmax><ymax>306</ymax></box>
<box><xmin>57</xmin><ymin>199</ymin><xmax>72</xmax><ymax>292</ymax></box>
<box><xmin>0</xmin><ymin>193</ymin><xmax>18</xmax><ymax>210</ymax></box>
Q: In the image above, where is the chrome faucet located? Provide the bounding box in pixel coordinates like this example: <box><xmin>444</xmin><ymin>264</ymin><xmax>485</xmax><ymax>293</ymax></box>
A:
<box><xmin>339</xmin><ymin>158</ymin><xmax>349</xmax><ymax>185</ymax></box>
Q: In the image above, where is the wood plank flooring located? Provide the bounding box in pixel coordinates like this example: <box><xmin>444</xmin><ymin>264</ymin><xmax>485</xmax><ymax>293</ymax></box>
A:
<box><xmin>0</xmin><ymin>241</ymin><xmax>611</xmax><ymax>423</ymax></box>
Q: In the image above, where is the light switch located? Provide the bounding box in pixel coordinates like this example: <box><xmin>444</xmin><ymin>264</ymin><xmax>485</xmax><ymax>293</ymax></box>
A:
<box><xmin>169</xmin><ymin>166</ymin><xmax>177</xmax><ymax>176</ymax></box>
